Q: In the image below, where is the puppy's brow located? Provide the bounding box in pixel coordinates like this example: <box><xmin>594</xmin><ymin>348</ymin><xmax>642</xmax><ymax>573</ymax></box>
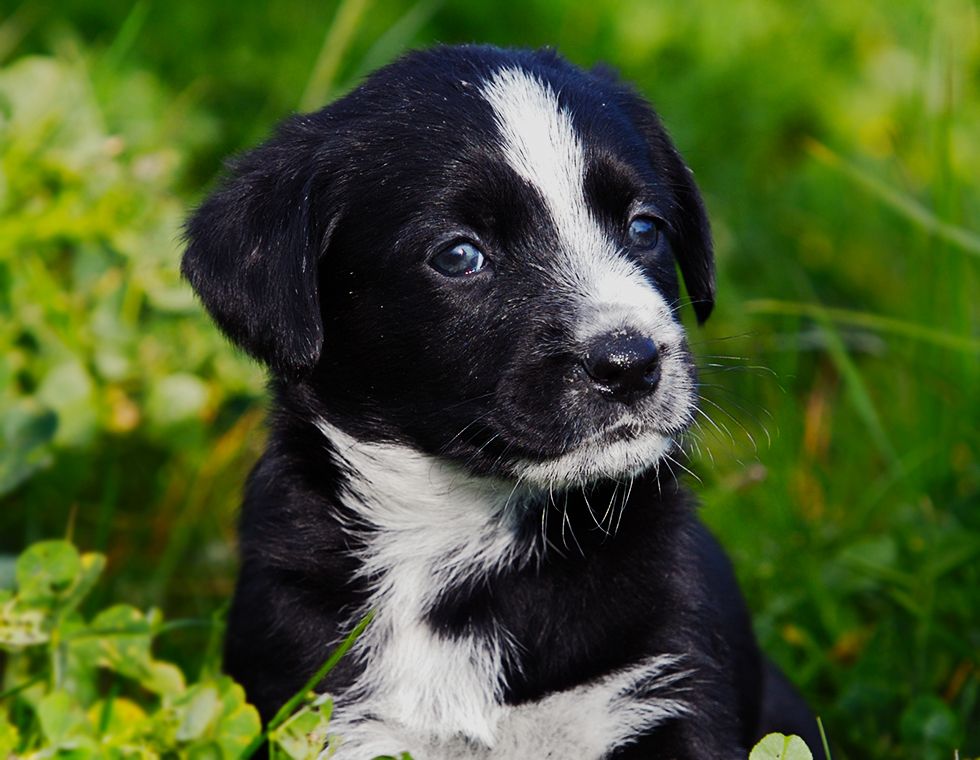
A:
<box><xmin>480</xmin><ymin>67</ymin><xmax>606</xmax><ymax>259</ymax></box>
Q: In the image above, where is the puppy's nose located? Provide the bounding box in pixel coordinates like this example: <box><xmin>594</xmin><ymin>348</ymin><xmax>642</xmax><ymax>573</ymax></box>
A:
<box><xmin>582</xmin><ymin>333</ymin><xmax>661</xmax><ymax>400</ymax></box>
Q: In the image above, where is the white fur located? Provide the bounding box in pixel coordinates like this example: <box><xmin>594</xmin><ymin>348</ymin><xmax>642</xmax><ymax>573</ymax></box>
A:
<box><xmin>325</xmin><ymin>648</ymin><xmax>689</xmax><ymax>760</ymax></box>
<box><xmin>582</xmin><ymin>268</ymin><xmax>685</xmax><ymax>345</ymax></box>
<box><xmin>315</xmin><ymin>420</ymin><xmax>532</xmax><ymax>750</ymax></box>
<box><xmin>480</xmin><ymin>67</ymin><xmax>679</xmax><ymax>339</ymax></box>
<box><xmin>314</xmin><ymin>422</ymin><xmax>690</xmax><ymax>759</ymax></box>
<box><xmin>480</xmin><ymin>66</ymin><xmax>607</xmax><ymax>268</ymax></box>
<box><xmin>518</xmin><ymin>428</ymin><xmax>673</xmax><ymax>488</ymax></box>
<box><xmin>491</xmin><ymin>654</ymin><xmax>690</xmax><ymax>758</ymax></box>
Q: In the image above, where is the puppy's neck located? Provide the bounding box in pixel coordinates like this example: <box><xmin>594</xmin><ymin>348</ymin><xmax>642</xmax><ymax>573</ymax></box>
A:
<box><xmin>312</xmin><ymin>414</ymin><xmax>684</xmax><ymax>561</ymax></box>
<box><xmin>315</xmin><ymin>418</ymin><xmax>539</xmax><ymax>579</ymax></box>
<box><xmin>314</xmin><ymin>417</ymin><xmax>537</xmax><ymax>742</ymax></box>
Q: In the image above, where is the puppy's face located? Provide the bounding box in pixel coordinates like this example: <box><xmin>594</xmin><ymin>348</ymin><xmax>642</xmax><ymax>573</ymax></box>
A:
<box><xmin>184</xmin><ymin>46</ymin><xmax>714</xmax><ymax>489</ymax></box>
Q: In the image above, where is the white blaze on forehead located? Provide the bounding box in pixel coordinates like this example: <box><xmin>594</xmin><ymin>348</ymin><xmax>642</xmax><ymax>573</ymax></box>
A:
<box><xmin>480</xmin><ymin>67</ymin><xmax>679</xmax><ymax>340</ymax></box>
<box><xmin>479</xmin><ymin>66</ymin><xmax>606</xmax><ymax>260</ymax></box>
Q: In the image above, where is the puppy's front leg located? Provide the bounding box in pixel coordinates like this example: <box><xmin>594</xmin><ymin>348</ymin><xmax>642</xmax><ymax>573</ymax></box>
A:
<box><xmin>495</xmin><ymin>655</ymin><xmax>693</xmax><ymax>759</ymax></box>
<box><xmin>607</xmin><ymin>663</ymin><xmax>748</xmax><ymax>760</ymax></box>
<box><xmin>325</xmin><ymin>655</ymin><xmax>741</xmax><ymax>759</ymax></box>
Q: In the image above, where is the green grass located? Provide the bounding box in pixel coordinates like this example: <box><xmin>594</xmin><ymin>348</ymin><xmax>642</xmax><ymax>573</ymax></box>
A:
<box><xmin>1</xmin><ymin>1</ymin><xmax>978</xmax><ymax>758</ymax></box>
<box><xmin>0</xmin><ymin>539</ymin><xmax>816</xmax><ymax>758</ymax></box>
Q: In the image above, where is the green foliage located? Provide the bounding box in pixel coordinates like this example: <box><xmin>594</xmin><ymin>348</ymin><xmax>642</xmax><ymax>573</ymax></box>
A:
<box><xmin>0</xmin><ymin>540</ymin><xmax>389</xmax><ymax>759</ymax></box>
<box><xmin>750</xmin><ymin>733</ymin><xmax>815</xmax><ymax>760</ymax></box>
<box><xmin>0</xmin><ymin>1</ymin><xmax>978</xmax><ymax>758</ymax></box>
<box><xmin>266</xmin><ymin>694</ymin><xmax>334</xmax><ymax>760</ymax></box>
<box><xmin>0</xmin><ymin>541</ymin><xmax>818</xmax><ymax>759</ymax></box>
<box><xmin>0</xmin><ymin>46</ymin><xmax>264</xmax><ymax>613</ymax></box>
<box><xmin>0</xmin><ymin>540</ymin><xmax>261</xmax><ymax>757</ymax></box>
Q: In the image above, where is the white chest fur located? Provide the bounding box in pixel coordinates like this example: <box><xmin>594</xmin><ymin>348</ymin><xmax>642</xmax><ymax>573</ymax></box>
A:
<box><xmin>316</xmin><ymin>420</ymin><xmax>534</xmax><ymax>747</ymax></box>
<box><xmin>315</xmin><ymin>421</ymin><xmax>690</xmax><ymax>760</ymax></box>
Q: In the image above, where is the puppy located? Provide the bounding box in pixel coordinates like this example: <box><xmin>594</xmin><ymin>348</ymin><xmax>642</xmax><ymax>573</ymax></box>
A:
<box><xmin>183</xmin><ymin>45</ymin><xmax>822</xmax><ymax>759</ymax></box>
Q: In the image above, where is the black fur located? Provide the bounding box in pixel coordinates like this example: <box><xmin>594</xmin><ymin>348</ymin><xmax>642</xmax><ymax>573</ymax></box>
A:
<box><xmin>185</xmin><ymin>44</ymin><xmax>822</xmax><ymax>758</ymax></box>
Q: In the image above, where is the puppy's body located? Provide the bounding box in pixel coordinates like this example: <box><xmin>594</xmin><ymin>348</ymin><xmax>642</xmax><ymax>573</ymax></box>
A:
<box><xmin>185</xmin><ymin>45</ymin><xmax>820</xmax><ymax>758</ymax></box>
<box><xmin>230</xmin><ymin>404</ymin><xmax>761</xmax><ymax>758</ymax></box>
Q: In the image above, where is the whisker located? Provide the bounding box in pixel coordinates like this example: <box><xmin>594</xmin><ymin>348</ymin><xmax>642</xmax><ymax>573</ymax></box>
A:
<box><xmin>699</xmin><ymin>383</ymin><xmax>776</xmax><ymax>423</ymax></box>
<box><xmin>693</xmin><ymin>404</ymin><xmax>736</xmax><ymax>448</ymax></box>
<box><xmin>662</xmin><ymin>451</ymin><xmax>702</xmax><ymax>484</ymax></box>
<box><xmin>537</xmin><ymin>484</ymin><xmax>566</xmax><ymax>560</ymax></box>
<box><xmin>682</xmin><ymin>429</ymin><xmax>714</xmax><ymax>465</ymax></box>
<box><xmin>582</xmin><ymin>484</ymin><xmax>608</xmax><ymax>534</ymax></box>
<box><xmin>699</xmin><ymin>395</ymin><xmax>759</xmax><ymax>453</ymax></box>
<box><xmin>487</xmin><ymin>437</ymin><xmax>519</xmax><ymax>475</ymax></box>
<box><xmin>458</xmin><ymin>432</ymin><xmax>503</xmax><ymax>474</ymax></box>
<box><xmin>598</xmin><ymin>481</ymin><xmax>619</xmax><ymax>535</ymax></box>
<box><xmin>541</xmin><ymin>502</ymin><xmax>568</xmax><ymax>559</ymax></box>
<box><xmin>438</xmin><ymin>389</ymin><xmax>498</xmax><ymax>411</ymax></box>
<box><xmin>438</xmin><ymin>409</ymin><xmax>496</xmax><ymax>454</ymax></box>
<box><xmin>613</xmin><ymin>473</ymin><xmax>634</xmax><ymax>536</ymax></box>
<box><xmin>697</xmin><ymin>363</ymin><xmax>778</xmax><ymax>379</ymax></box>
<box><xmin>503</xmin><ymin>466</ymin><xmax>527</xmax><ymax>513</ymax></box>
<box><xmin>557</xmin><ymin>485</ymin><xmax>584</xmax><ymax>556</ymax></box>
<box><xmin>661</xmin><ymin>456</ymin><xmax>682</xmax><ymax>490</ymax></box>
<box><xmin>698</xmin><ymin>385</ymin><xmax>775</xmax><ymax>448</ymax></box>
<box><xmin>694</xmin><ymin>354</ymin><xmax>752</xmax><ymax>362</ymax></box>
<box><xmin>687</xmin><ymin>331</ymin><xmax>758</xmax><ymax>346</ymax></box>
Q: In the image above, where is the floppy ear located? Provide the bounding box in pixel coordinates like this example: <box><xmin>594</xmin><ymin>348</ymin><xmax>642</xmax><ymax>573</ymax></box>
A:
<box><xmin>615</xmin><ymin>89</ymin><xmax>716</xmax><ymax>324</ymax></box>
<box><xmin>182</xmin><ymin>115</ymin><xmax>336</xmax><ymax>378</ymax></box>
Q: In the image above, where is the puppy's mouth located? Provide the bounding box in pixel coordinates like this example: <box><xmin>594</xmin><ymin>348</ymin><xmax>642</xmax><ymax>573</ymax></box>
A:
<box><xmin>449</xmin><ymin>414</ymin><xmax>682</xmax><ymax>490</ymax></box>
<box><xmin>593</xmin><ymin>418</ymin><xmax>651</xmax><ymax>444</ymax></box>
<box><xmin>508</xmin><ymin>420</ymin><xmax>677</xmax><ymax>489</ymax></box>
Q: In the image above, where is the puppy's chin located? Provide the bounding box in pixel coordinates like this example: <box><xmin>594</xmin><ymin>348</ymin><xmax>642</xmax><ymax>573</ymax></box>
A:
<box><xmin>509</xmin><ymin>428</ymin><xmax>675</xmax><ymax>490</ymax></box>
<box><xmin>439</xmin><ymin>381</ymin><xmax>697</xmax><ymax>489</ymax></box>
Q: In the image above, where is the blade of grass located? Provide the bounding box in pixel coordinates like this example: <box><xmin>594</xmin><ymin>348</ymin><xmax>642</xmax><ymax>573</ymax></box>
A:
<box><xmin>817</xmin><ymin>716</ymin><xmax>832</xmax><ymax>760</ymax></box>
<box><xmin>854</xmin><ymin>444</ymin><xmax>936</xmax><ymax>532</ymax></box>
<box><xmin>241</xmin><ymin>610</ymin><xmax>375</xmax><ymax>758</ymax></box>
<box><xmin>925</xmin><ymin>6</ymin><xmax>977</xmax><ymax>448</ymax></box>
<box><xmin>198</xmin><ymin>602</ymin><xmax>229</xmax><ymax>680</ymax></box>
<box><xmin>0</xmin><ymin>672</ymin><xmax>46</xmax><ymax>700</ymax></box>
<box><xmin>299</xmin><ymin>0</ymin><xmax>372</xmax><ymax>111</ymax></box>
<box><xmin>814</xmin><ymin>319</ymin><xmax>897</xmax><ymax>467</ymax></box>
<box><xmin>99</xmin><ymin>0</ymin><xmax>152</xmax><ymax>75</ymax></box>
<box><xmin>148</xmin><ymin>409</ymin><xmax>263</xmax><ymax>602</ymax></box>
<box><xmin>780</xmin><ymin>275</ymin><xmax>900</xmax><ymax>469</ymax></box>
<box><xmin>920</xmin><ymin>540</ymin><xmax>980</xmax><ymax>582</ymax></box>
<box><xmin>0</xmin><ymin>2</ymin><xmax>36</xmax><ymax>64</ymax></box>
<box><xmin>268</xmin><ymin>610</ymin><xmax>374</xmax><ymax>730</ymax></box>
<box><xmin>96</xmin><ymin>679</ymin><xmax>121</xmax><ymax>735</ymax></box>
<box><xmin>352</xmin><ymin>0</ymin><xmax>443</xmax><ymax>80</ymax></box>
<box><xmin>806</xmin><ymin>139</ymin><xmax>980</xmax><ymax>259</ymax></box>
<box><xmin>62</xmin><ymin>618</ymin><xmax>217</xmax><ymax>641</ymax></box>
<box><xmin>93</xmin><ymin>460</ymin><xmax>120</xmax><ymax>554</ymax></box>
<box><xmin>745</xmin><ymin>299</ymin><xmax>980</xmax><ymax>355</ymax></box>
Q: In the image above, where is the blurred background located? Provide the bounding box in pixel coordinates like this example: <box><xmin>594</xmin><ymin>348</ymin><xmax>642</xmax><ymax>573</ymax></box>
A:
<box><xmin>0</xmin><ymin>1</ymin><xmax>977</xmax><ymax>757</ymax></box>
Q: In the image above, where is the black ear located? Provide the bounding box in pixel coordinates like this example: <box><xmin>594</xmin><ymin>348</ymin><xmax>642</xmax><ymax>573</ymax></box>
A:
<box><xmin>182</xmin><ymin>115</ymin><xmax>335</xmax><ymax>377</ymax></box>
<box><xmin>615</xmin><ymin>89</ymin><xmax>716</xmax><ymax>324</ymax></box>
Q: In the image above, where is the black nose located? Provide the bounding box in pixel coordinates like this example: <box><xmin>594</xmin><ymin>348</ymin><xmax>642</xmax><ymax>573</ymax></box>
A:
<box><xmin>582</xmin><ymin>333</ymin><xmax>661</xmax><ymax>400</ymax></box>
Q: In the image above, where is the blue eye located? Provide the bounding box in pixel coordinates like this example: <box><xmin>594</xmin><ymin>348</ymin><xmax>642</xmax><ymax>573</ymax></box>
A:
<box><xmin>429</xmin><ymin>241</ymin><xmax>487</xmax><ymax>277</ymax></box>
<box><xmin>628</xmin><ymin>216</ymin><xmax>660</xmax><ymax>249</ymax></box>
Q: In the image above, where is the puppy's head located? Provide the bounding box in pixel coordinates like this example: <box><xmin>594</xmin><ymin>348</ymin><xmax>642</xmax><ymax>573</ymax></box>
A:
<box><xmin>184</xmin><ymin>45</ymin><xmax>713</xmax><ymax>489</ymax></box>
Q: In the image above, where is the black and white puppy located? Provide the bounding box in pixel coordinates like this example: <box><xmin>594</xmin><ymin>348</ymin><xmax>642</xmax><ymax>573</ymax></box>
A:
<box><xmin>184</xmin><ymin>45</ymin><xmax>822</xmax><ymax>759</ymax></box>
